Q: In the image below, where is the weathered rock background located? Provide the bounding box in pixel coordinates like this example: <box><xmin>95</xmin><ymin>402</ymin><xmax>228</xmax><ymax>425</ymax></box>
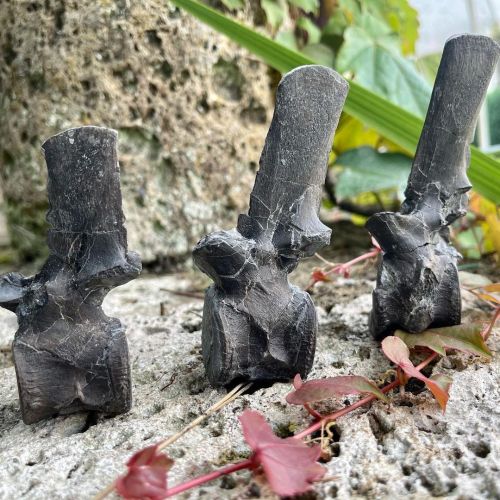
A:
<box><xmin>0</xmin><ymin>0</ymin><xmax>271</xmax><ymax>265</ymax></box>
<box><xmin>0</xmin><ymin>256</ymin><xmax>498</xmax><ymax>499</ymax></box>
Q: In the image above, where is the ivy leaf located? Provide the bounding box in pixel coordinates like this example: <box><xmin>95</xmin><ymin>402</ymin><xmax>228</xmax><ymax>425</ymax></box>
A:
<box><xmin>381</xmin><ymin>336</ymin><xmax>451</xmax><ymax>411</ymax></box>
<box><xmin>395</xmin><ymin>324</ymin><xmax>492</xmax><ymax>358</ymax></box>
<box><xmin>261</xmin><ymin>0</ymin><xmax>285</xmax><ymax>29</ymax></box>
<box><xmin>240</xmin><ymin>410</ymin><xmax>325</xmax><ymax>496</ymax></box>
<box><xmin>337</xmin><ymin>13</ymin><xmax>431</xmax><ymax>116</ymax></box>
<box><xmin>301</xmin><ymin>43</ymin><xmax>335</xmax><ymax>67</ymax></box>
<box><xmin>334</xmin><ymin>146</ymin><xmax>411</xmax><ymax>200</ymax></box>
<box><xmin>115</xmin><ymin>445</ymin><xmax>173</xmax><ymax>500</ymax></box>
<box><xmin>288</xmin><ymin>0</ymin><xmax>319</xmax><ymax>14</ymax></box>
<box><xmin>219</xmin><ymin>0</ymin><xmax>244</xmax><ymax>9</ymax></box>
<box><xmin>297</xmin><ymin>17</ymin><xmax>321</xmax><ymax>44</ymax></box>
<box><xmin>286</xmin><ymin>374</ymin><xmax>388</xmax><ymax>404</ymax></box>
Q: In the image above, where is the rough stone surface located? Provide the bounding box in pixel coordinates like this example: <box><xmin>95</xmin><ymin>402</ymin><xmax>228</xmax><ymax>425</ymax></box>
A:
<box><xmin>0</xmin><ymin>0</ymin><xmax>272</xmax><ymax>264</ymax></box>
<box><xmin>0</xmin><ymin>127</ymin><xmax>141</xmax><ymax>424</ymax></box>
<box><xmin>0</xmin><ymin>260</ymin><xmax>497</xmax><ymax>499</ymax></box>
<box><xmin>193</xmin><ymin>66</ymin><xmax>348</xmax><ymax>386</ymax></box>
<box><xmin>0</xmin><ymin>188</ymin><xmax>9</xmax><ymax>248</ymax></box>
<box><xmin>366</xmin><ymin>34</ymin><xmax>500</xmax><ymax>339</ymax></box>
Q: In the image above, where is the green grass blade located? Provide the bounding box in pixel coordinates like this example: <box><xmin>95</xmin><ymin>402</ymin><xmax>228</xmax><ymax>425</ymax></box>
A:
<box><xmin>171</xmin><ymin>0</ymin><xmax>500</xmax><ymax>203</ymax></box>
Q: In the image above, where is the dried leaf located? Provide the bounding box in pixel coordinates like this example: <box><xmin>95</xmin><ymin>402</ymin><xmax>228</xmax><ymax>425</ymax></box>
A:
<box><xmin>240</xmin><ymin>410</ymin><xmax>325</xmax><ymax>496</ymax></box>
<box><xmin>395</xmin><ymin>324</ymin><xmax>492</xmax><ymax>358</ymax></box>
<box><xmin>381</xmin><ymin>336</ymin><xmax>451</xmax><ymax>411</ymax></box>
<box><xmin>286</xmin><ymin>374</ymin><xmax>388</xmax><ymax>404</ymax></box>
<box><xmin>116</xmin><ymin>445</ymin><xmax>173</xmax><ymax>500</ymax></box>
<box><xmin>482</xmin><ymin>283</ymin><xmax>500</xmax><ymax>293</ymax></box>
<box><xmin>478</xmin><ymin>293</ymin><xmax>500</xmax><ymax>304</ymax></box>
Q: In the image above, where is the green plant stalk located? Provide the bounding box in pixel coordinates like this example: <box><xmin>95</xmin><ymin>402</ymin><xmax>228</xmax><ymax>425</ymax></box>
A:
<box><xmin>171</xmin><ymin>0</ymin><xmax>500</xmax><ymax>204</ymax></box>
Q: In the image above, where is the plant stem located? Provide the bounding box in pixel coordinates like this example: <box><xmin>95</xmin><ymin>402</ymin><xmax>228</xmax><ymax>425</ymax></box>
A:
<box><xmin>293</xmin><ymin>352</ymin><xmax>438</xmax><ymax>440</ymax></box>
<box><xmin>92</xmin><ymin>383</ymin><xmax>251</xmax><ymax>500</ymax></box>
<box><xmin>164</xmin><ymin>459</ymin><xmax>254</xmax><ymax>497</ymax></box>
<box><xmin>483</xmin><ymin>306</ymin><xmax>500</xmax><ymax>340</ymax></box>
<box><xmin>324</xmin><ymin>248</ymin><xmax>380</xmax><ymax>277</ymax></box>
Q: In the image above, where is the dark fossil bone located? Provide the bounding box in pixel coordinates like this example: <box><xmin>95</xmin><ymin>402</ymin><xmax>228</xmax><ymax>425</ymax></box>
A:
<box><xmin>366</xmin><ymin>34</ymin><xmax>500</xmax><ymax>340</ymax></box>
<box><xmin>0</xmin><ymin>126</ymin><xmax>141</xmax><ymax>424</ymax></box>
<box><xmin>193</xmin><ymin>66</ymin><xmax>348</xmax><ymax>386</ymax></box>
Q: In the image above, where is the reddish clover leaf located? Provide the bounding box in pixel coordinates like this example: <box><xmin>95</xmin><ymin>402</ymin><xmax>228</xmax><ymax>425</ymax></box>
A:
<box><xmin>240</xmin><ymin>409</ymin><xmax>325</xmax><ymax>497</ymax></box>
<box><xmin>116</xmin><ymin>445</ymin><xmax>173</xmax><ymax>500</ymax></box>
<box><xmin>286</xmin><ymin>374</ymin><xmax>388</xmax><ymax>405</ymax></box>
<box><xmin>381</xmin><ymin>336</ymin><xmax>451</xmax><ymax>411</ymax></box>
<box><xmin>395</xmin><ymin>324</ymin><xmax>492</xmax><ymax>358</ymax></box>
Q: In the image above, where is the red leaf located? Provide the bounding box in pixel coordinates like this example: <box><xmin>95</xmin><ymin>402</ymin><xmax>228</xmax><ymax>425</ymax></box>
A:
<box><xmin>311</xmin><ymin>268</ymin><xmax>331</xmax><ymax>283</ymax></box>
<box><xmin>240</xmin><ymin>410</ymin><xmax>325</xmax><ymax>496</ymax></box>
<box><xmin>381</xmin><ymin>336</ymin><xmax>451</xmax><ymax>411</ymax></box>
<box><xmin>116</xmin><ymin>445</ymin><xmax>173</xmax><ymax>500</ymax></box>
<box><xmin>286</xmin><ymin>374</ymin><xmax>388</xmax><ymax>404</ymax></box>
<box><xmin>292</xmin><ymin>373</ymin><xmax>303</xmax><ymax>390</ymax></box>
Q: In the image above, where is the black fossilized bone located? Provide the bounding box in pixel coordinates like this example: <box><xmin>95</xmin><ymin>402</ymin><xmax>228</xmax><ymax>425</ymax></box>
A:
<box><xmin>366</xmin><ymin>34</ymin><xmax>500</xmax><ymax>340</ymax></box>
<box><xmin>193</xmin><ymin>66</ymin><xmax>348</xmax><ymax>386</ymax></box>
<box><xmin>0</xmin><ymin>126</ymin><xmax>141</xmax><ymax>424</ymax></box>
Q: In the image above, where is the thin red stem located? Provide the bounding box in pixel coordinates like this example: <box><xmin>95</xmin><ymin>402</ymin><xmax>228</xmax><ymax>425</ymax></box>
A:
<box><xmin>303</xmin><ymin>403</ymin><xmax>323</xmax><ymax>420</ymax></box>
<box><xmin>164</xmin><ymin>459</ymin><xmax>253</xmax><ymax>498</ymax></box>
<box><xmin>130</xmin><ymin>352</ymin><xmax>440</xmax><ymax>499</ymax></box>
<box><xmin>324</xmin><ymin>248</ymin><xmax>380</xmax><ymax>277</ymax></box>
<box><xmin>293</xmin><ymin>352</ymin><xmax>438</xmax><ymax>440</ymax></box>
<box><xmin>483</xmin><ymin>306</ymin><xmax>500</xmax><ymax>340</ymax></box>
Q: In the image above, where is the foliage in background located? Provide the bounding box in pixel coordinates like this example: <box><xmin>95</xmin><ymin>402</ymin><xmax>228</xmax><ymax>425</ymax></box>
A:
<box><xmin>183</xmin><ymin>0</ymin><xmax>500</xmax><ymax>262</ymax></box>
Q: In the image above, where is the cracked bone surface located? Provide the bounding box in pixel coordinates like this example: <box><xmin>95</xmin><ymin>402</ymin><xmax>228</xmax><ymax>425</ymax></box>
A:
<box><xmin>366</xmin><ymin>34</ymin><xmax>500</xmax><ymax>340</ymax></box>
<box><xmin>193</xmin><ymin>66</ymin><xmax>348</xmax><ymax>386</ymax></box>
<box><xmin>0</xmin><ymin>126</ymin><xmax>141</xmax><ymax>424</ymax></box>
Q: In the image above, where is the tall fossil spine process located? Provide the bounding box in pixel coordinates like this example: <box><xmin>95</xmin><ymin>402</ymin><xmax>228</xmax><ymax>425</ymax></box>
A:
<box><xmin>0</xmin><ymin>126</ymin><xmax>141</xmax><ymax>424</ymax></box>
<box><xmin>366</xmin><ymin>35</ymin><xmax>500</xmax><ymax>339</ymax></box>
<box><xmin>194</xmin><ymin>65</ymin><xmax>348</xmax><ymax>386</ymax></box>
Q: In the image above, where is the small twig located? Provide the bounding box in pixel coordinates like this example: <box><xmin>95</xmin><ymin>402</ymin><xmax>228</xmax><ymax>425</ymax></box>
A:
<box><xmin>93</xmin><ymin>382</ymin><xmax>252</xmax><ymax>500</ymax></box>
<box><xmin>160</xmin><ymin>373</ymin><xmax>177</xmax><ymax>392</ymax></box>
<box><xmin>159</xmin><ymin>288</ymin><xmax>204</xmax><ymax>300</ymax></box>
<box><xmin>314</xmin><ymin>252</ymin><xmax>337</xmax><ymax>267</ymax></box>
<box><xmin>157</xmin><ymin>382</ymin><xmax>252</xmax><ymax>451</ymax></box>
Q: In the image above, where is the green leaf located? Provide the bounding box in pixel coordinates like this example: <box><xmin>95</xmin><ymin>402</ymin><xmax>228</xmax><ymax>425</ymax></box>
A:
<box><xmin>415</xmin><ymin>53</ymin><xmax>441</xmax><ymax>84</ymax></box>
<box><xmin>261</xmin><ymin>0</ymin><xmax>285</xmax><ymax>29</ymax></box>
<box><xmin>275</xmin><ymin>29</ymin><xmax>298</xmax><ymax>51</ymax></box>
<box><xmin>288</xmin><ymin>0</ymin><xmax>319</xmax><ymax>14</ymax></box>
<box><xmin>335</xmin><ymin>147</ymin><xmax>411</xmax><ymax>200</ymax></box>
<box><xmin>170</xmin><ymin>0</ymin><xmax>500</xmax><ymax>204</ymax></box>
<box><xmin>395</xmin><ymin>324</ymin><xmax>492</xmax><ymax>358</ymax></box>
<box><xmin>336</xmin><ymin>13</ymin><xmax>431</xmax><ymax>116</ymax></box>
<box><xmin>219</xmin><ymin>0</ymin><xmax>244</xmax><ymax>9</ymax></box>
<box><xmin>301</xmin><ymin>43</ymin><xmax>335</xmax><ymax>67</ymax></box>
<box><xmin>360</xmin><ymin>0</ymin><xmax>419</xmax><ymax>55</ymax></box>
<box><xmin>296</xmin><ymin>17</ymin><xmax>321</xmax><ymax>44</ymax></box>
